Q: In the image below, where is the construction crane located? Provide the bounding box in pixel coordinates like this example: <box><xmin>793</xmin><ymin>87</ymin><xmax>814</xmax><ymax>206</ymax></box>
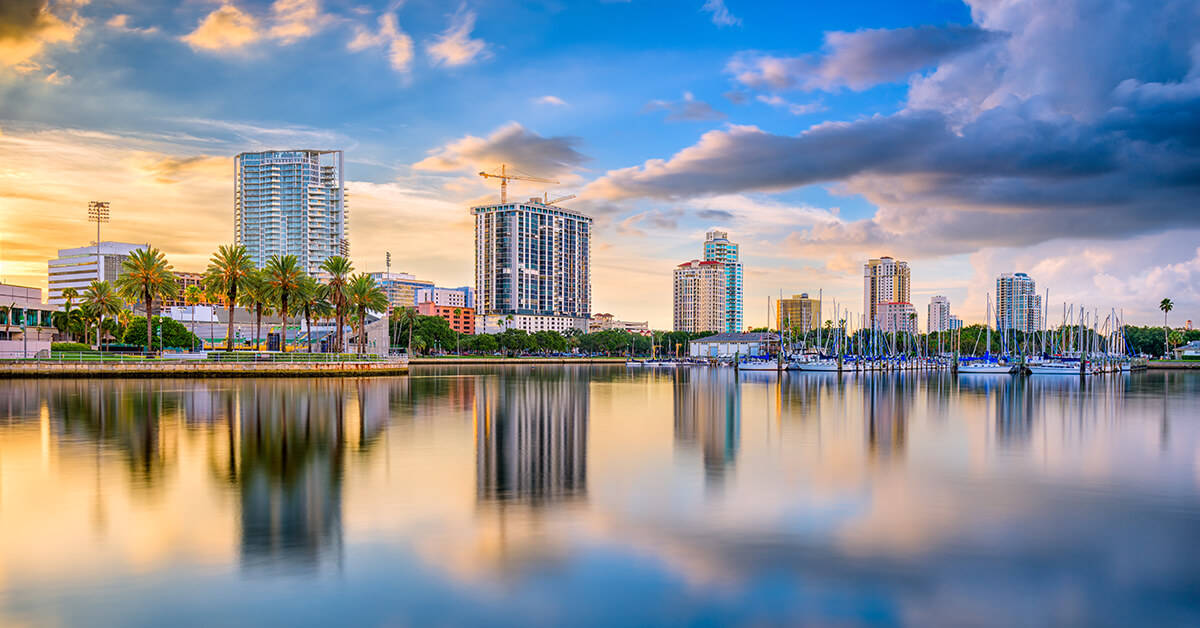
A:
<box><xmin>478</xmin><ymin>164</ymin><xmax>558</xmax><ymax>203</ymax></box>
<box><xmin>544</xmin><ymin>193</ymin><xmax>576</xmax><ymax>206</ymax></box>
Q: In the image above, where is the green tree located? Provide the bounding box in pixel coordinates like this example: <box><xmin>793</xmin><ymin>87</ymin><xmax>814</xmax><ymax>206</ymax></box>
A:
<box><xmin>346</xmin><ymin>274</ymin><xmax>388</xmax><ymax>354</ymax></box>
<box><xmin>237</xmin><ymin>270</ymin><xmax>272</xmax><ymax>350</ymax></box>
<box><xmin>81</xmin><ymin>280</ymin><xmax>123</xmax><ymax>348</ymax></box>
<box><xmin>115</xmin><ymin>247</ymin><xmax>177</xmax><ymax>353</ymax></box>
<box><xmin>320</xmin><ymin>255</ymin><xmax>354</xmax><ymax>352</ymax></box>
<box><xmin>59</xmin><ymin>287</ymin><xmax>79</xmax><ymax>341</ymax></box>
<box><xmin>394</xmin><ymin>307</ymin><xmax>419</xmax><ymax>356</ymax></box>
<box><xmin>204</xmin><ymin>244</ymin><xmax>255</xmax><ymax>352</ymax></box>
<box><xmin>184</xmin><ymin>284</ymin><xmax>203</xmax><ymax>350</ymax></box>
<box><xmin>123</xmin><ymin>316</ymin><xmax>198</xmax><ymax>350</ymax></box>
<box><xmin>294</xmin><ymin>275</ymin><xmax>330</xmax><ymax>353</ymax></box>
<box><xmin>263</xmin><ymin>254</ymin><xmax>304</xmax><ymax>352</ymax></box>
<box><xmin>1160</xmin><ymin>298</ymin><xmax>1174</xmax><ymax>358</ymax></box>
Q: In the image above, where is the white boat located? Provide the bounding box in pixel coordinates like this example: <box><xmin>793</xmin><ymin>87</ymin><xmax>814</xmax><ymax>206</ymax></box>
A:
<box><xmin>738</xmin><ymin>360</ymin><xmax>781</xmax><ymax>371</ymax></box>
<box><xmin>957</xmin><ymin>362</ymin><xmax>1014</xmax><ymax>374</ymax></box>
<box><xmin>1028</xmin><ymin>361</ymin><xmax>1082</xmax><ymax>375</ymax></box>
<box><xmin>798</xmin><ymin>360</ymin><xmax>841</xmax><ymax>371</ymax></box>
<box><xmin>625</xmin><ymin>360</ymin><xmax>643</xmax><ymax>367</ymax></box>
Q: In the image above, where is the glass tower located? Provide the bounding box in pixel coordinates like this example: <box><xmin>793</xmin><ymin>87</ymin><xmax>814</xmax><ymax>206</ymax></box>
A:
<box><xmin>235</xmin><ymin>150</ymin><xmax>347</xmax><ymax>274</ymax></box>
<box><xmin>703</xmin><ymin>231</ymin><xmax>743</xmax><ymax>333</ymax></box>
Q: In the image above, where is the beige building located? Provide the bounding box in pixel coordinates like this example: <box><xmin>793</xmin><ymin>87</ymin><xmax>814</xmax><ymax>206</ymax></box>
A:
<box><xmin>863</xmin><ymin>256</ymin><xmax>910</xmax><ymax>329</ymax></box>
<box><xmin>776</xmin><ymin>293</ymin><xmax>821</xmax><ymax>334</ymax></box>
<box><xmin>877</xmin><ymin>302</ymin><xmax>918</xmax><ymax>333</ymax></box>
<box><xmin>0</xmin><ymin>283</ymin><xmax>56</xmax><ymax>356</ymax></box>
<box><xmin>589</xmin><ymin>313</ymin><xmax>650</xmax><ymax>334</ymax></box>
<box><xmin>673</xmin><ymin>260</ymin><xmax>726</xmax><ymax>333</ymax></box>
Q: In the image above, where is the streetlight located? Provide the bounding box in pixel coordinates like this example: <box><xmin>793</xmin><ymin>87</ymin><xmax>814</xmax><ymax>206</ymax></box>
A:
<box><xmin>87</xmin><ymin>201</ymin><xmax>110</xmax><ymax>281</ymax></box>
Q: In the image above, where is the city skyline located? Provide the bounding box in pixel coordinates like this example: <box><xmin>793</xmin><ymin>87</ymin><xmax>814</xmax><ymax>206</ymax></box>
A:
<box><xmin>2</xmin><ymin>1</ymin><xmax>1198</xmax><ymax>329</ymax></box>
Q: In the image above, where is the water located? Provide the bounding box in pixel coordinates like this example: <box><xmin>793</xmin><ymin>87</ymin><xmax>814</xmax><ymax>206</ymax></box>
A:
<box><xmin>1</xmin><ymin>366</ymin><xmax>1198</xmax><ymax>627</ymax></box>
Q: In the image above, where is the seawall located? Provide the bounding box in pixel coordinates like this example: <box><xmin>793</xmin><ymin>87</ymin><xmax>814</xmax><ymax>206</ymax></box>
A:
<box><xmin>0</xmin><ymin>361</ymin><xmax>408</xmax><ymax>379</ymax></box>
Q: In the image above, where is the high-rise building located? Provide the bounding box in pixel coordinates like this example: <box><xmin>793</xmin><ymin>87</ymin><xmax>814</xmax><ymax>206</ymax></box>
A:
<box><xmin>927</xmin><ymin>295</ymin><xmax>952</xmax><ymax>333</ymax></box>
<box><xmin>703</xmin><ymin>231</ymin><xmax>743</xmax><ymax>333</ymax></box>
<box><xmin>235</xmin><ymin>150</ymin><xmax>347</xmax><ymax>275</ymax></box>
<box><xmin>996</xmin><ymin>272</ymin><xmax>1042</xmax><ymax>333</ymax></box>
<box><xmin>673</xmin><ymin>260</ymin><xmax>726</xmax><ymax>333</ymax></box>
<box><xmin>472</xmin><ymin>197</ymin><xmax>591</xmax><ymax>332</ymax></box>
<box><xmin>863</xmin><ymin>256</ymin><xmax>911</xmax><ymax>329</ymax></box>
<box><xmin>369</xmin><ymin>271</ymin><xmax>434</xmax><ymax>311</ymax></box>
<box><xmin>776</xmin><ymin>293</ymin><xmax>821</xmax><ymax>334</ymax></box>
<box><xmin>47</xmin><ymin>241</ymin><xmax>144</xmax><ymax>307</ymax></box>
<box><xmin>877</xmin><ymin>302</ymin><xmax>919</xmax><ymax>333</ymax></box>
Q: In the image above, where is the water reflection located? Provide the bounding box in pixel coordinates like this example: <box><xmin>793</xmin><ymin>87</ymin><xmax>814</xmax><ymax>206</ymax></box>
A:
<box><xmin>674</xmin><ymin>369</ymin><xmax>740</xmax><ymax>491</ymax></box>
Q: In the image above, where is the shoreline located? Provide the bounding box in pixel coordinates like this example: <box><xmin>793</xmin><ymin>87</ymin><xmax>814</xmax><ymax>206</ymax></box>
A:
<box><xmin>0</xmin><ymin>361</ymin><xmax>409</xmax><ymax>378</ymax></box>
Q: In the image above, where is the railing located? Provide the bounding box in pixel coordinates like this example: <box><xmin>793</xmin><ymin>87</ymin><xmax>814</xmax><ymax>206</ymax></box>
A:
<box><xmin>1</xmin><ymin>351</ymin><xmax>403</xmax><ymax>365</ymax></box>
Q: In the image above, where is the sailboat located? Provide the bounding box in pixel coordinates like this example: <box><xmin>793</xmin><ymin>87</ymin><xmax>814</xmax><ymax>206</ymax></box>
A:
<box><xmin>959</xmin><ymin>293</ymin><xmax>1015</xmax><ymax>375</ymax></box>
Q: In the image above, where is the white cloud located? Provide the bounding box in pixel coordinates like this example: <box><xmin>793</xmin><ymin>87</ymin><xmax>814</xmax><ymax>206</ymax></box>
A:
<box><xmin>427</xmin><ymin>7</ymin><xmax>489</xmax><ymax>67</ymax></box>
<box><xmin>534</xmin><ymin>95</ymin><xmax>568</xmax><ymax>106</ymax></box>
<box><xmin>181</xmin><ymin>0</ymin><xmax>333</xmax><ymax>53</ymax></box>
<box><xmin>347</xmin><ymin>13</ymin><xmax>414</xmax><ymax>74</ymax></box>
<box><xmin>701</xmin><ymin>0</ymin><xmax>740</xmax><ymax>27</ymax></box>
<box><xmin>412</xmin><ymin>122</ymin><xmax>588</xmax><ymax>177</ymax></box>
<box><xmin>105</xmin><ymin>14</ymin><xmax>158</xmax><ymax>35</ymax></box>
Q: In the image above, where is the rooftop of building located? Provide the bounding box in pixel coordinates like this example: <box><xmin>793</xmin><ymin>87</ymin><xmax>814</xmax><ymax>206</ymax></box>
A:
<box><xmin>677</xmin><ymin>259</ymin><xmax>723</xmax><ymax>268</ymax></box>
<box><xmin>693</xmin><ymin>332</ymin><xmax>780</xmax><ymax>343</ymax></box>
<box><xmin>54</xmin><ymin>241</ymin><xmax>146</xmax><ymax>258</ymax></box>
<box><xmin>470</xmin><ymin>198</ymin><xmax>591</xmax><ymax>219</ymax></box>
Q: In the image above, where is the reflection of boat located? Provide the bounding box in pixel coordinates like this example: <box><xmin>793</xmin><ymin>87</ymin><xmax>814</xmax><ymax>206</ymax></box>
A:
<box><xmin>958</xmin><ymin>362</ymin><xmax>1014</xmax><ymax>374</ymax></box>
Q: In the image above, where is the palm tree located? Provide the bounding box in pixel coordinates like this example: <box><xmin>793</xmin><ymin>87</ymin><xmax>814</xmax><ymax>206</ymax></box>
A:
<box><xmin>60</xmin><ymin>287</ymin><xmax>79</xmax><ymax>341</ymax></box>
<box><xmin>263</xmin><ymin>254</ymin><xmax>304</xmax><ymax>352</ymax></box>
<box><xmin>395</xmin><ymin>307</ymin><xmax>419</xmax><ymax>356</ymax></box>
<box><xmin>1160</xmin><ymin>298</ymin><xmax>1174</xmax><ymax>357</ymax></box>
<box><xmin>237</xmin><ymin>271</ymin><xmax>272</xmax><ymax>351</ymax></box>
<box><xmin>184</xmin><ymin>284</ymin><xmax>203</xmax><ymax>351</ymax></box>
<box><xmin>346</xmin><ymin>274</ymin><xmax>388</xmax><ymax>354</ymax></box>
<box><xmin>115</xmin><ymin>247</ymin><xmax>177</xmax><ymax>353</ymax></box>
<box><xmin>204</xmin><ymin>244</ymin><xmax>256</xmax><ymax>352</ymax></box>
<box><xmin>82</xmin><ymin>280</ymin><xmax>123</xmax><ymax>349</ymax></box>
<box><xmin>3</xmin><ymin>302</ymin><xmax>17</xmax><ymax>340</ymax></box>
<box><xmin>320</xmin><ymin>255</ymin><xmax>354</xmax><ymax>352</ymax></box>
<box><xmin>294</xmin><ymin>275</ymin><xmax>331</xmax><ymax>353</ymax></box>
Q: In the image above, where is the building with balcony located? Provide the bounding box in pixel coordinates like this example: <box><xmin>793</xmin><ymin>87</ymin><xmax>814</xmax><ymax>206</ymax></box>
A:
<box><xmin>776</xmin><ymin>293</ymin><xmax>821</xmax><ymax>334</ymax></box>
<box><xmin>927</xmin><ymin>295</ymin><xmax>953</xmax><ymax>333</ymax></box>
<box><xmin>673</xmin><ymin>260</ymin><xmax>726</xmax><ymax>333</ymax></box>
<box><xmin>47</xmin><ymin>241</ymin><xmax>145</xmax><ymax>307</ymax></box>
<box><xmin>235</xmin><ymin>149</ymin><xmax>347</xmax><ymax>275</ymax></box>
<box><xmin>863</xmin><ymin>256</ymin><xmax>910</xmax><ymax>329</ymax></box>
<box><xmin>876</xmin><ymin>302</ymin><xmax>919</xmax><ymax>333</ymax></box>
<box><xmin>472</xmin><ymin>197</ymin><xmax>591</xmax><ymax>333</ymax></box>
<box><xmin>703</xmin><ymin>231</ymin><xmax>743</xmax><ymax>333</ymax></box>
<box><xmin>996</xmin><ymin>272</ymin><xmax>1042</xmax><ymax>333</ymax></box>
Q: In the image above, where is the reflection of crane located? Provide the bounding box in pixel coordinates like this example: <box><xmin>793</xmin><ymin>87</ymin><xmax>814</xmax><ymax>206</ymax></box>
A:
<box><xmin>478</xmin><ymin>164</ymin><xmax>558</xmax><ymax>203</ymax></box>
<box><xmin>544</xmin><ymin>193</ymin><xmax>575</xmax><ymax>206</ymax></box>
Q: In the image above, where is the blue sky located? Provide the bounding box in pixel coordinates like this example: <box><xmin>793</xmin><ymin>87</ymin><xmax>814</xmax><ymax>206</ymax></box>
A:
<box><xmin>1</xmin><ymin>0</ymin><xmax>1198</xmax><ymax>328</ymax></box>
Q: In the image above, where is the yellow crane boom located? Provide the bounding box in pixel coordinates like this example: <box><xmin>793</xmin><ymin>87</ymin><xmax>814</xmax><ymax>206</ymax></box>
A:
<box><xmin>478</xmin><ymin>164</ymin><xmax>558</xmax><ymax>203</ymax></box>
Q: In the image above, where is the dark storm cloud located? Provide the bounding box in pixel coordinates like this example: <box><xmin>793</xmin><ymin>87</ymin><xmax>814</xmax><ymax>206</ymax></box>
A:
<box><xmin>0</xmin><ymin>0</ymin><xmax>49</xmax><ymax>41</ymax></box>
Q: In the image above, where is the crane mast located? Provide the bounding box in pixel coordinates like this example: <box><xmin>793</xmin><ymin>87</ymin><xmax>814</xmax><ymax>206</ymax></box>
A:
<box><xmin>478</xmin><ymin>164</ymin><xmax>559</xmax><ymax>203</ymax></box>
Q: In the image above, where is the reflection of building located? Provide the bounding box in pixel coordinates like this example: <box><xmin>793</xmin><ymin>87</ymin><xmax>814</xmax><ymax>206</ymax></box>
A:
<box><xmin>996</xmin><ymin>272</ymin><xmax>1042</xmax><ymax>333</ymax></box>
<box><xmin>47</xmin><ymin>241</ymin><xmax>144</xmax><ymax>306</ymax></box>
<box><xmin>674</xmin><ymin>370</ymin><xmax>740</xmax><ymax>490</ymax></box>
<box><xmin>235</xmin><ymin>149</ymin><xmax>347</xmax><ymax>274</ymax></box>
<box><xmin>863</xmin><ymin>256</ymin><xmax>910</xmax><ymax>330</ymax></box>
<box><xmin>674</xmin><ymin>260</ymin><xmax>726</xmax><ymax>333</ymax></box>
<box><xmin>472</xmin><ymin>198</ymin><xmax>592</xmax><ymax>333</ymax></box>
<box><xmin>475</xmin><ymin>373</ymin><xmax>588</xmax><ymax>504</ymax></box>
<box><xmin>865</xmin><ymin>376</ymin><xmax>907</xmax><ymax>460</ymax></box>
<box><xmin>777</xmin><ymin>293</ymin><xmax>821</xmax><ymax>334</ymax></box>
<box><xmin>703</xmin><ymin>230</ymin><xmax>743</xmax><ymax>333</ymax></box>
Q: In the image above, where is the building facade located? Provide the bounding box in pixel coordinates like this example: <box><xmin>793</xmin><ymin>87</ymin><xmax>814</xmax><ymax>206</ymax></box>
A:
<box><xmin>927</xmin><ymin>295</ymin><xmax>952</xmax><ymax>333</ymax></box>
<box><xmin>688</xmin><ymin>332</ymin><xmax>779</xmax><ymax>359</ymax></box>
<box><xmin>0</xmin><ymin>284</ymin><xmax>56</xmax><ymax>344</ymax></box>
<box><xmin>703</xmin><ymin>231</ymin><xmax>743</xmax><ymax>333</ymax></box>
<box><xmin>47</xmin><ymin>241</ymin><xmax>144</xmax><ymax>307</ymax></box>
<box><xmin>674</xmin><ymin>260</ymin><xmax>726</xmax><ymax>333</ymax></box>
<box><xmin>418</xmin><ymin>301</ymin><xmax>476</xmax><ymax>335</ymax></box>
<box><xmin>876</xmin><ymin>302</ymin><xmax>918</xmax><ymax>333</ymax></box>
<box><xmin>864</xmin><ymin>256</ymin><xmax>911</xmax><ymax>329</ymax></box>
<box><xmin>472</xmin><ymin>198</ymin><xmax>591</xmax><ymax>332</ymax></box>
<box><xmin>235</xmin><ymin>149</ymin><xmax>347</xmax><ymax>275</ymax></box>
<box><xmin>475</xmin><ymin>313</ymin><xmax>588</xmax><ymax>334</ymax></box>
<box><xmin>416</xmin><ymin>286</ymin><xmax>474</xmax><ymax>309</ymax></box>
<box><xmin>996</xmin><ymin>272</ymin><xmax>1042</xmax><ymax>333</ymax></box>
<box><xmin>776</xmin><ymin>293</ymin><xmax>821</xmax><ymax>334</ymax></box>
<box><xmin>588</xmin><ymin>313</ymin><xmax>650</xmax><ymax>334</ymax></box>
<box><xmin>369</xmin><ymin>272</ymin><xmax>435</xmax><ymax>311</ymax></box>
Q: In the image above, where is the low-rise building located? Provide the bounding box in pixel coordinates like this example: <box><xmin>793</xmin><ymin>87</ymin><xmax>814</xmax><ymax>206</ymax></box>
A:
<box><xmin>688</xmin><ymin>332</ymin><xmax>779</xmax><ymax>359</ymax></box>
<box><xmin>0</xmin><ymin>283</ymin><xmax>56</xmax><ymax>356</ymax></box>
<box><xmin>875</xmin><ymin>302</ymin><xmax>918</xmax><ymax>333</ymax></box>
<box><xmin>416</xmin><ymin>286</ymin><xmax>474</xmax><ymax>309</ymax></box>
<box><xmin>163</xmin><ymin>271</ymin><xmax>218</xmax><ymax>307</ymax></box>
<box><xmin>1173</xmin><ymin>340</ymin><xmax>1200</xmax><ymax>360</ymax></box>
<box><xmin>370</xmin><ymin>271</ymin><xmax>435</xmax><ymax>310</ymax></box>
<box><xmin>589</xmin><ymin>313</ymin><xmax>650</xmax><ymax>335</ymax></box>
<box><xmin>418</xmin><ymin>302</ymin><xmax>476</xmax><ymax>335</ymax></box>
<box><xmin>47</xmin><ymin>241</ymin><xmax>145</xmax><ymax>306</ymax></box>
<box><xmin>475</xmin><ymin>314</ymin><xmax>588</xmax><ymax>335</ymax></box>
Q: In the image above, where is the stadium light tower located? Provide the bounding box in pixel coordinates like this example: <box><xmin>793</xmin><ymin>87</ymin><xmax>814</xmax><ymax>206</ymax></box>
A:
<box><xmin>87</xmin><ymin>201</ymin><xmax>110</xmax><ymax>281</ymax></box>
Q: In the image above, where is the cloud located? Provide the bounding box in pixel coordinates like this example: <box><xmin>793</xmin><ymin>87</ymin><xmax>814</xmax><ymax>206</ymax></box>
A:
<box><xmin>643</xmin><ymin>92</ymin><xmax>726</xmax><ymax>122</ymax></box>
<box><xmin>0</xmin><ymin>0</ymin><xmax>84</xmax><ymax>71</ymax></box>
<box><xmin>756</xmin><ymin>94</ymin><xmax>826</xmax><ymax>115</ymax></box>
<box><xmin>426</xmin><ymin>7</ymin><xmax>488</xmax><ymax>67</ymax></box>
<box><xmin>534</xmin><ymin>95</ymin><xmax>568</xmax><ymax>106</ymax></box>
<box><xmin>105</xmin><ymin>14</ymin><xmax>157</xmax><ymax>35</ymax></box>
<box><xmin>181</xmin><ymin>4</ymin><xmax>261</xmax><ymax>51</ymax></box>
<box><xmin>701</xmin><ymin>0</ymin><xmax>740</xmax><ymax>27</ymax></box>
<box><xmin>347</xmin><ymin>13</ymin><xmax>413</xmax><ymax>73</ymax></box>
<box><xmin>729</xmin><ymin>24</ymin><xmax>1004</xmax><ymax>91</ymax></box>
<box><xmin>412</xmin><ymin>122</ymin><xmax>587</xmax><ymax>177</ymax></box>
<box><xmin>182</xmin><ymin>0</ymin><xmax>332</xmax><ymax>53</ymax></box>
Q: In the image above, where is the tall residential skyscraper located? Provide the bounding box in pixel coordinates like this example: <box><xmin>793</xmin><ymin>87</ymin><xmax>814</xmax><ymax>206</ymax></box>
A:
<box><xmin>927</xmin><ymin>295</ymin><xmax>952</xmax><ymax>333</ymax></box>
<box><xmin>472</xmin><ymin>197</ymin><xmax>592</xmax><ymax>332</ymax></box>
<box><xmin>776</xmin><ymin>293</ymin><xmax>821</xmax><ymax>334</ymax></box>
<box><xmin>996</xmin><ymin>272</ymin><xmax>1042</xmax><ymax>333</ymax></box>
<box><xmin>863</xmin><ymin>256</ymin><xmax>911</xmax><ymax>329</ymax></box>
<box><xmin>235</xmin><ymin>150</ymin><xmax>347</xmax><ymax>274</ymax></box>
<box><xmin>673</xmin><ymin>260</ymin><xmax>726</xmax><ymax>333</ymax></box>
<box><xmin>703</xmin><ymin>231</ymin><xmax>743</xmax><ymax>333</ymax></box>
<box><xmin>47</xmin><ymin>241</ymin><xmax>144</xmax><ymax>307</ymax></box>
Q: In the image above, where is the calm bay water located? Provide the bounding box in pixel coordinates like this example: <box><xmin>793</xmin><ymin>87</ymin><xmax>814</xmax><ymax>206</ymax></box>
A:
<box><xmin>1</xmin><ymin>366</ymin><xmax>1198</xmax><ymax>627</ymax></box>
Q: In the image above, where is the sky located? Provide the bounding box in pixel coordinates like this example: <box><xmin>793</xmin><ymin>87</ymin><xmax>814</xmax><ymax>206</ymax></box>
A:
<box><xmin>0</xmin><ymin>0</ymin><xmax>1198</xmax><ymax>329</ymax></box>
